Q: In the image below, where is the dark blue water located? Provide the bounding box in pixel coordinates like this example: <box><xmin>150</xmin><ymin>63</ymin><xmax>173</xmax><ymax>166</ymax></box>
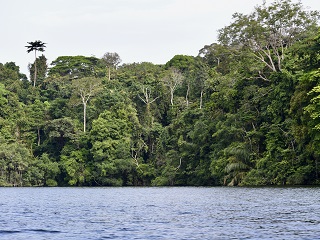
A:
<box><xmin>0</xmin><ymin>187</ymin><xmax>320</xmax><ymax>239</ymax></box>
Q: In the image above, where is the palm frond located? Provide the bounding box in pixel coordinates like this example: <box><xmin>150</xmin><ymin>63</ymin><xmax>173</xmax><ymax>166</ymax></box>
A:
<box><xmin>25</xmin><ymin>40</ymin><xmax>47</xmax><ymax>53</ymax></box>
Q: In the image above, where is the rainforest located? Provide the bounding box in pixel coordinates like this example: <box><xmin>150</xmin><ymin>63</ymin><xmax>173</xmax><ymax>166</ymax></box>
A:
<box><xmin>1</xmin><ymin>0</ymin><xmax>320</xmax><ymax>187</ymax></box>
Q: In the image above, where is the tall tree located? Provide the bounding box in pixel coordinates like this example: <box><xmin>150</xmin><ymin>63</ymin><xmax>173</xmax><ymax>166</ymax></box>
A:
<box><xmin>49</xmin><ymin>56</ymin><xmax>103</xmax><ymax>78</ymax></box>
<box><xmin>25</xmin><ymin>40</ymin><xmax>46</xmax><ymax>87</ymax></box>
<box><xmin>138</xmin><ymin>86</ymin><xmax>160</xmax><ymax>127</ymax></box>
<box><xmin>165</xmin><ymin>55</ymin><xmax>195</xmax><ymax>107</ymax></box>
<box><xmin>218</xmin><ymin>0</ymin><xmax>319</xmax><ymax>80</ymax></box>
<box><xmin>71</xmin><ymin>77</ymin><xmax>102</xmax><ymax>132</ymax></box>
<box><xmin>102</xmin><ymin>52</ymin><xmax>121</xmax><ymax>81</ymax></box>
<box><xmin>162</xmin><ymin>68</ymin><xmax>183</xmax><ymax>106</ymax></box>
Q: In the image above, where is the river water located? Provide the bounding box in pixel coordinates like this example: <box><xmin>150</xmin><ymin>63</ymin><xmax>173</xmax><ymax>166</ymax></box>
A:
<box><xmin>0</xmin><ymin>187</ymin><xmax>319</xmax><ymax>239</ymax></box>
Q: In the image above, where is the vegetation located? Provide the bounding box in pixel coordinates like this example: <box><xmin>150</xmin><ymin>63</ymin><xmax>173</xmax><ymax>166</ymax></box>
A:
<box><xmin>25</xmin><ymin>40</ymin><xmax>46</xmax><ymax>87</ymax></box>
<box><xmin>1</xmin><ymin>0</ymin><xmax>320</xmax><ymax>186</ymax></box>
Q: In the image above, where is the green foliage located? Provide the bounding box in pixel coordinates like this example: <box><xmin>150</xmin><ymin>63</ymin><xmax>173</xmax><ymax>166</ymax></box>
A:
<box><xmin>218</xmin><ymin>0</ymin><xmax>319</xmax><ymax>79</ymax></box>
<box><xmin>0</xmin><ymin>62</ymin><xmax>26</xmax><ymax>84</ymax></box>
<box><xmin>0</xmin><ymin>142</ymin><xmax>32</xmax><ymax>186</ymax></box>
<box><xmin>0</xmin><ymin>0</ymin><xmax>319</xmax><ymax>186</ymax></box>
<box><xmin>165</xmin><ymin>55</ymin><xmax>195</xmax><ymax>72</ymax></box>
<box><xmin>90</xmin><ymin>103</ymin><xmax>139</xmax><ymax>186</ymax></box>
<box><xmin>29</xmin><ymin>55</ymin><xmax>48</xmax><ymax>88</ymax></box>
<box><xmin>61</xmin><ymin>146</ymin><xmax>91</xmax><ymax>186</ymax></box>
<box><xmin>25</xmin><ymin>153</ymin><xmax>60</xmax><ymax>186</ymax></box>
<box><xmin>49</xmin><ymin>56</ymin><xmax>105</xmax><ymax>78</ymax></box>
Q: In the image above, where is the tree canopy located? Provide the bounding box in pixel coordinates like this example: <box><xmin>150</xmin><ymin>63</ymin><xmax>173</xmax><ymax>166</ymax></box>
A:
<box><xmin>0</xmin><ymin>0</ymin><xmax>320</xmax><ymax>186</ymax></box>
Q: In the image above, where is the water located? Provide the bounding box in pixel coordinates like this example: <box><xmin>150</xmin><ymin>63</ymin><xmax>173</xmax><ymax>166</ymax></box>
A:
<box><xmin>0</xmin><ymin>187</ymin><xmax>320</xmax><ymax>239</ymax></box>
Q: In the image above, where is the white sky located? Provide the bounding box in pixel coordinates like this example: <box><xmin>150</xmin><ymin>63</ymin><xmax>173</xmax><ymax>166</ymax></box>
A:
<box><xmin>0</xmin><ymin>0</ymin><xmax>319</xmax><ymax>76</ymax></box>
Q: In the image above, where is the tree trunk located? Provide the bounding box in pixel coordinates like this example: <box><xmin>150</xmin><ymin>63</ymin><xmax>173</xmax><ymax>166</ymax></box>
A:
<box><xmin>170</xmin><ymin>89</ymin><xmax>174</xmax><ymax>106</ymax></box>
<box><xmin>33</xmin><ymin>50</ymin><xmax>37</xmax><ymax>87</ymax></box>
<box><xmin>186</xmin><ymin>83</ymin><xmax>190</xmax><ymax>107</ymax></box>
<box><xmin>200</xmin><ymin>90</ymin><xmax>203</xmax><ymax>109</ymax></box>
<box><xmin>37</xmin><ymin>127</ymin><xmax>41</xmax><ymax>146</ymax></box>
<box><xmin>83</xmin><ymin>102</ymin><xmax>87</xmax><ymax>132</ymax></box>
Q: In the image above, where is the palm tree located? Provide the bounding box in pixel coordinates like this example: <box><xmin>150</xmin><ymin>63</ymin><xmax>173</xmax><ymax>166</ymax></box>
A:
<box><xmin>26</xmin><ymin>40</ymin><xmax>46</xmax><ymax>87</ymax></box>
<box><xmin>223</xmin><ymin>143</ymin><xmax>251</xmax><ymax>186</ymax></box>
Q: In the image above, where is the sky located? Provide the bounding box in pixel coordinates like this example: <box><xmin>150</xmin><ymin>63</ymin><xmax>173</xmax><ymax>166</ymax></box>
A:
<box><xmin>1</xmin><ymin>0</ymin><xmax>319</xmax><ymax>76</ymax></box>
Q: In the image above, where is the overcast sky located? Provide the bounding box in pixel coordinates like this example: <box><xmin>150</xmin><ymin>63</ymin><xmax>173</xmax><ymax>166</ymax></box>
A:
<box><xmin>1</xmin><ymin>0</ymin><xmax>319</xmax><ymax>76</ymax></box>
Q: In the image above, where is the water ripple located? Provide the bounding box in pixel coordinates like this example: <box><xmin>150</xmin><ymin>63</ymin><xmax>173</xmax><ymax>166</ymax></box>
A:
<box><xmin>0</xmin><ymin>187</ymin><xmax>320</xmax><ymax>239</ymax></box>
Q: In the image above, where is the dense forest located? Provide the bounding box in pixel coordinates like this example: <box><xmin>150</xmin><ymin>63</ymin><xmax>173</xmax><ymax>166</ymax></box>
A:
<box><xmin>1</xmin><ymin>0</ymin><xmax>320</xmax><ymax>186</ymax></box>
